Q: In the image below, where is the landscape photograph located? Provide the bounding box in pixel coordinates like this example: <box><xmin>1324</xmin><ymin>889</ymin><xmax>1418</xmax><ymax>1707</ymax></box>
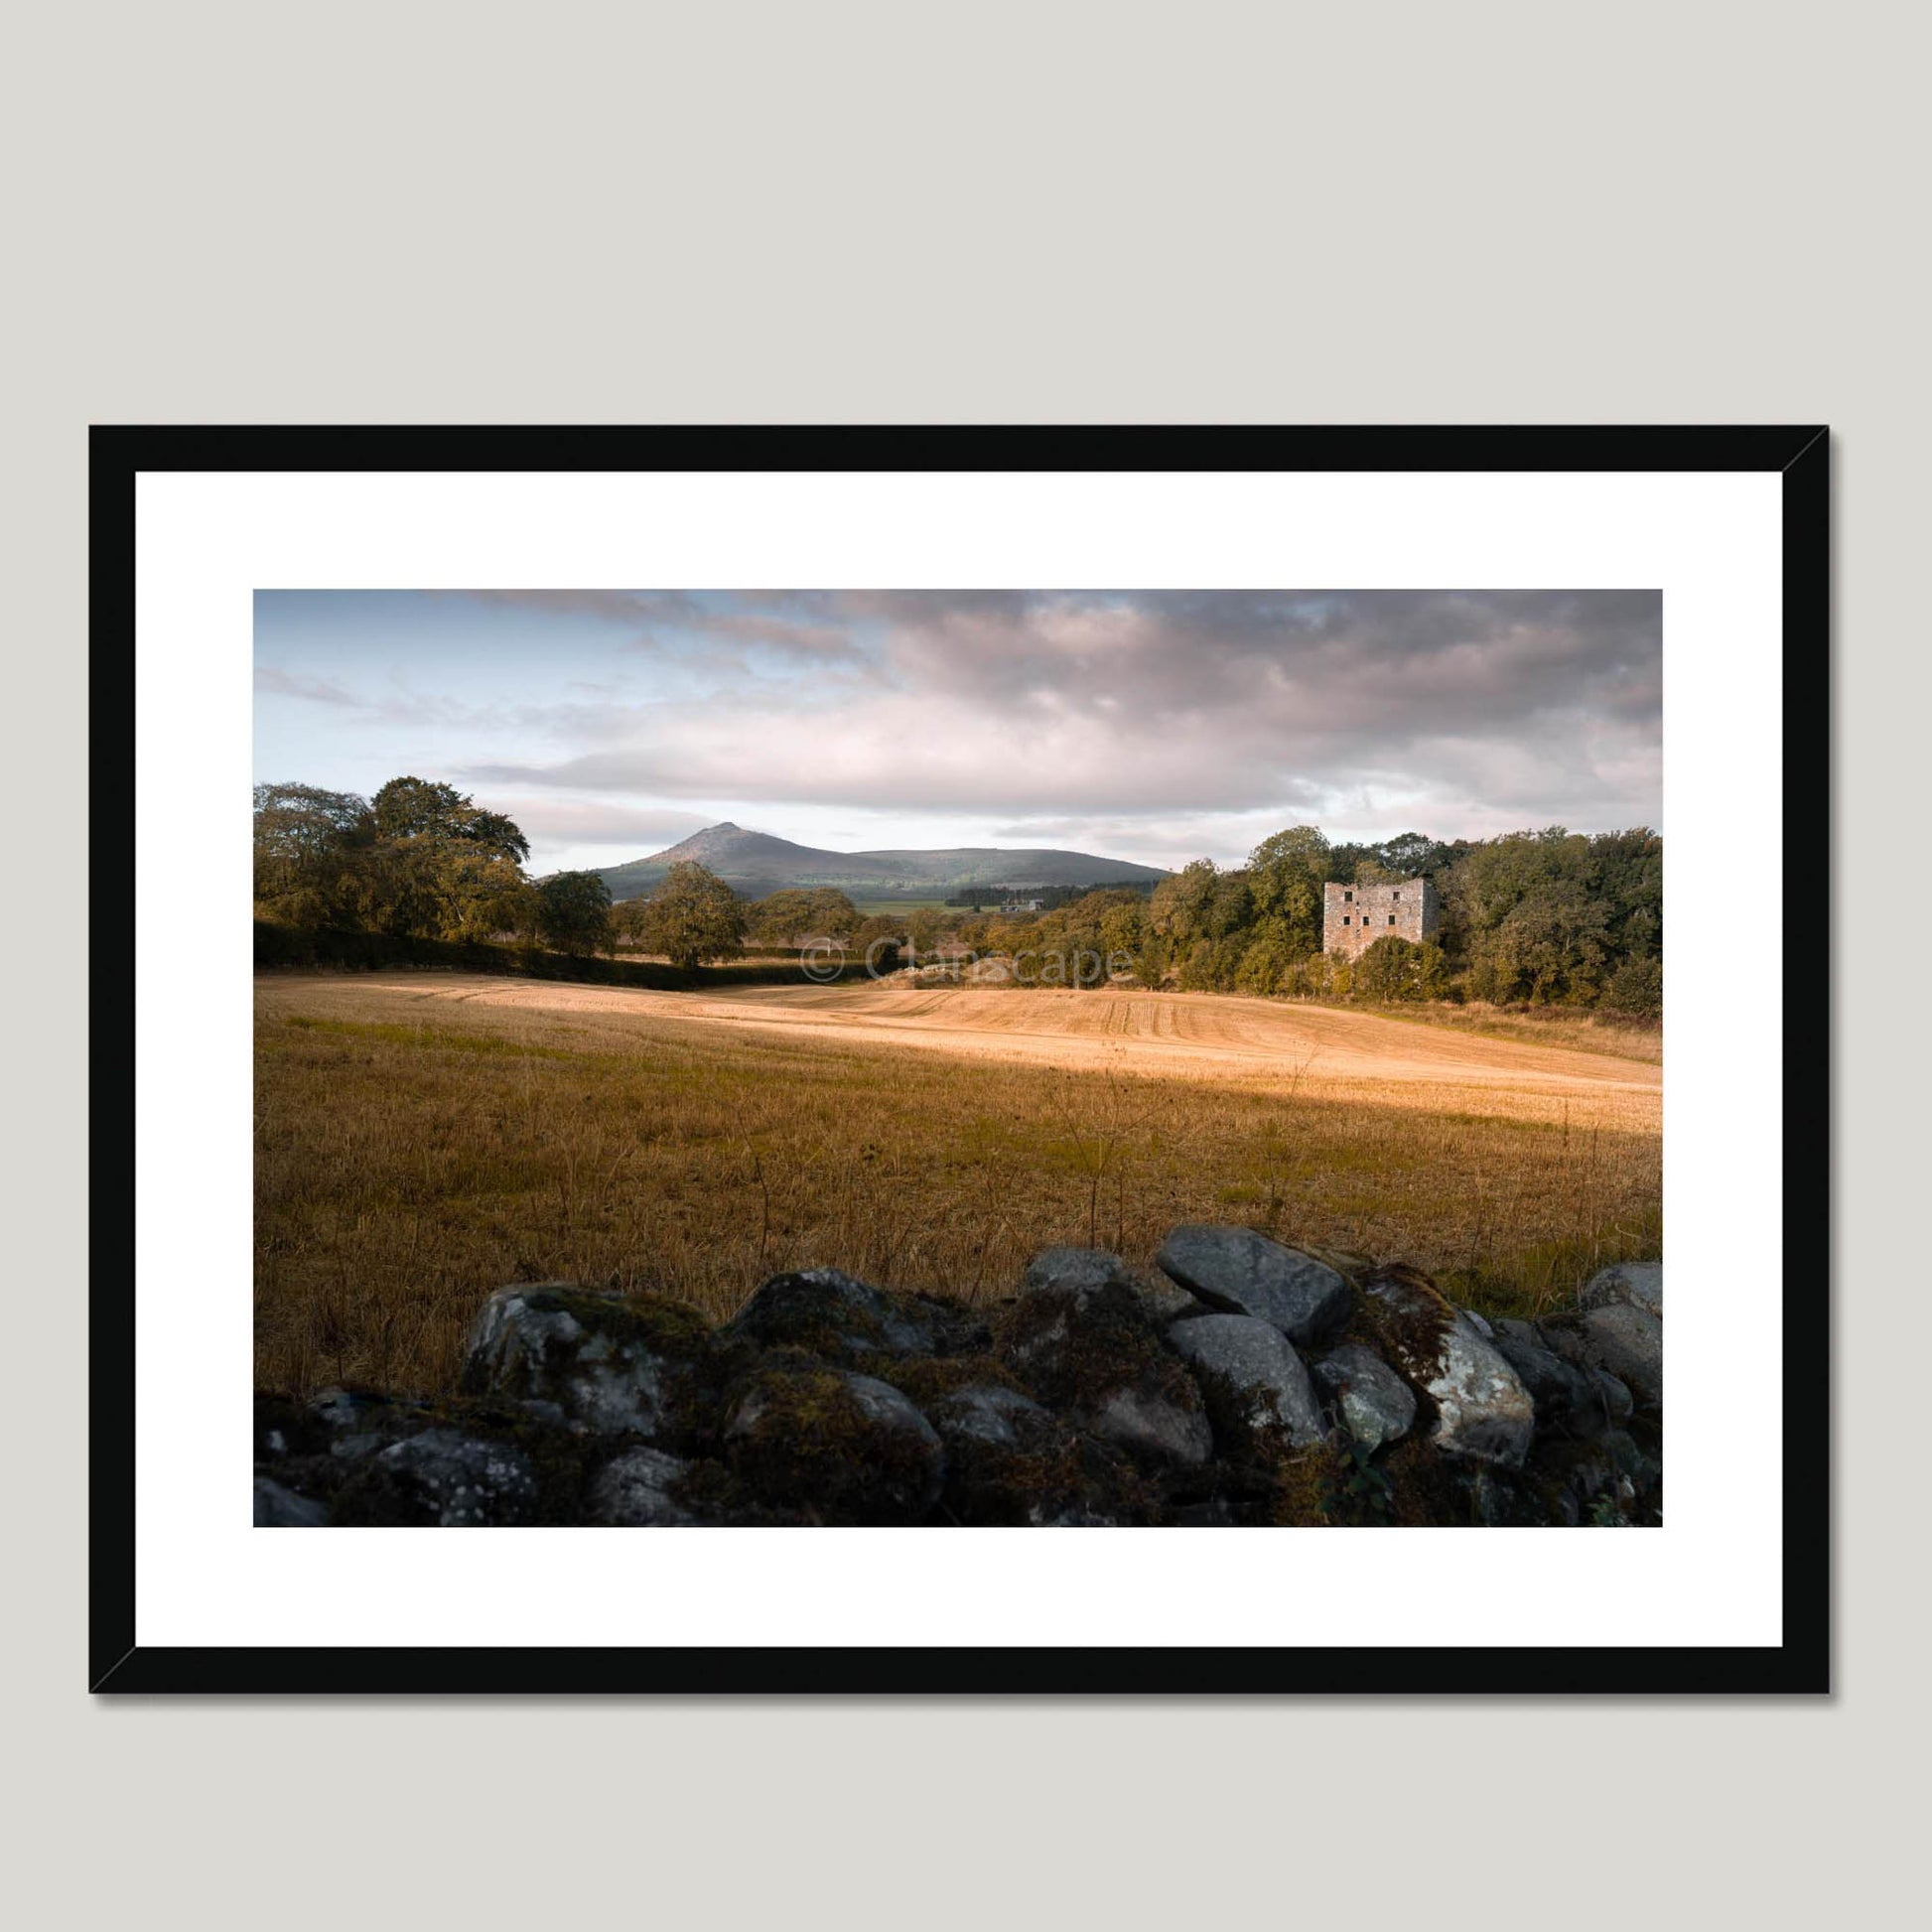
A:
<box><xmin>252</xmin><ymin>588</ymin><xmax>1664</xmax><ymax>1529</ymax></box>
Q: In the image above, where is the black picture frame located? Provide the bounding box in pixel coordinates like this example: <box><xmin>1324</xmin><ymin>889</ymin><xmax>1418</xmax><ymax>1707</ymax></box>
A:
<box><xmin>90</xmin><ymin>424</ymin><xmax>1830</xmax><ymax>1696</ymax></box>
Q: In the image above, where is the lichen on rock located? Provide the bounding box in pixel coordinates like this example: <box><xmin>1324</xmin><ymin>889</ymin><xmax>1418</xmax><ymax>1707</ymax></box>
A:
<box><xmin>459</xmin><ymin>1283</ymin><xmax>718</xmax><ymax>1442</ymax></box>
<box><xmin>1360</xmin><ymin>1263</ymin><xmax>1535</xmax><ymax>1467</ymax></box>
<box><xmin>1312</xmin><ymin>1341</ymin><xmax>1417</xmax><ymax>1450</ymax></box>
<box><xmin>254</xmin><ymin>1225</ymin><xmax>1660</xmax><ymax>1527</ymax></box>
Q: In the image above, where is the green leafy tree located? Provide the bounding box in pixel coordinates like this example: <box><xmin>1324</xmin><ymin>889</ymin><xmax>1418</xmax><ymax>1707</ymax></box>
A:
<box><xmin>252</xmin><ymin>782</ymin><xmax>375</xmax><ymax>926</ymax></box>
<box><xmin>1604</xmin><ymin>954</ymin><xmax>1663</xmax><ymax>1019</ymax></box>
<box><xmin>436</xmin><ymin>849</ymin><xmax>539</xmax><ymax>942</ymax></box>
<box><xmin>534</xmin><ymin>871</ymin><xmax>615</xmax><ymax>956</ymax></box>
<box><xmin>1246</xmin><ymin>826</ymin><xmax>1328</xmax><ymax>959</ymax></box>
<box><xmin>851</xmin><ymin>913</ymin><xmax>904</xmax><ymax>972</ymax></box>
<box><xmin>255</xmin><ymin>773</ymin><xmax>545</xmax><ymax>944</ymax></box>
<box><xmin>1235</xmin><ymin>933</ymin><xmax>1295</xmax><ymax>995</ymax></box>
<box><xmin>749</xmin><ymin>887</ymin><xmax>860</xmax><ymax>946</ymax></box>
<box><xmin>639</xmin><ymin>862</ymin><xmax>748</xmax><ymax>970</ymax></box>
<box><xmin>371</xmin><ymin>775</ymin><xmax>530</xmax><ymax>861</ymax></box>
<box><xmin>1353</xmin><ymin>935</ymin><xmax>1451</xmax><ymax>1003</ymax></box>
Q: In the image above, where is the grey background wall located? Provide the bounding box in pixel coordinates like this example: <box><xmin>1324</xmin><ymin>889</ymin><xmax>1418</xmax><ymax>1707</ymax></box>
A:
<box><xmin>9</xmin><ymin>3</ymin><xmax>1918</xmax><ymax>1926</ymax></box>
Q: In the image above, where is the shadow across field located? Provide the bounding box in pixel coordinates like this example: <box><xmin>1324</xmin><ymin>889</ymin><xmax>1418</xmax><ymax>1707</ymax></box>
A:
<box><xmin>254</xmin><ymin>921</ymin><xmax>867</xmax><ymax>990</ymax></box>
<box><xmin>255</xmin><ymin>975</ymin><xmax>1662</xmax><ymax>1396</ymax></box>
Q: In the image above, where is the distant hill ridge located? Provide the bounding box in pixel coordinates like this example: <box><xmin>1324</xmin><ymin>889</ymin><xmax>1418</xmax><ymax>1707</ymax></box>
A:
<box><xmin>595</xmin><ymin>821</ymin><xmax>1171</xmax><ymax>901</ymax></box>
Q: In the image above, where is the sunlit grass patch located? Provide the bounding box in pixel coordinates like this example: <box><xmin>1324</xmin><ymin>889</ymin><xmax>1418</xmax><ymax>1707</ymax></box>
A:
<box><xmin>256</xmin><ymin>976</ymin><xmax>1662</xmax><ymax>1395</ymax></box>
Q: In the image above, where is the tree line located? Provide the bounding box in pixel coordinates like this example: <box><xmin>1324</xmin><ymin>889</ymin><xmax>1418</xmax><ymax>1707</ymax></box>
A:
<box><xmin>964</xmin><ymin>824</ymin><xmax>1661</xmax><ymax>1014</ymax></box>
<box><xmin>647</xmin><ymin>822</ymin><xmax>1662</xmax><ymax>1015</ymax></box>
<box><xmin>253</xmin><ymin>778</ymin><xmax>750</xmax><ymax>970</ymax></box>
<box><xmin>256</xmin><ymin>782</ymin><xmax>1660</xmax><ymax>1012</ymax></box>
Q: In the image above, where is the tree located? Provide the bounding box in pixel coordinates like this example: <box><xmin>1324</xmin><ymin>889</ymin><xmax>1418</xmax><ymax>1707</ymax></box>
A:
<box><xmin>253</xmin><ymin>783</ymin><xmax>375</xmax><ymax>927</ymax></box>
<box><xmin>749</xmin><ymin>887</ymin><xmax>859</xmax><ymax>945</ymax></box>
<box><xmin>611</xmin><ymin>897</ymin><xmax>653</xmax><ymax>945</ymax></box>
<box><xmin>254</xmin><ymin>772</ymin><xmax>546</xmax><ymax>944</ymax></box>
<box><xmin>906</xmin><ymin>906</ymin><xmax>948</xmax><ymax>954</ymax></box>
<box><xmin>851</xmin><ymin>914</ymin><xmax>903</xmax><ymax>972</ymax></box>
<box><xmin>1354</xmin><ymin>935</ymin><xmax>1449</xmax><ymax>1003</ymax></box>
<box><xmin>1235</xmin><ymin>933</ymin><xmax>1294</xmax><ymax>995</ymax></box>
<box><xmin>436</xmin><ymin>849</ymin><xmax>538</xmax><ymax>942</ymax></box>
<box><xmin>535</xmin><ymin>871</ymin><xmax>615</xmax><ymax>955</ymax></box>
<box><xmin>1246</xmin><ymin>825</ymin><xmax>1329</xmax><ymax>963</ymax></box>
<box><xmin>639</xmin><ymin>862</ymin><xmax>748</xmax><ymax>970</ymax></box>
<box><xmin>1604</xmin><ymin>955</ymin><xmax>1663</xmax><ymax>1020</ymax></box>
<box><xmin>371</xmin><ymin>775</ymin><xmax>530</xmax><ymax>861</ymax></box>
<box><xmin>1378</xmin><ymin>831</ymin><xmax>1449</xmax><ymax>878</ymax></box>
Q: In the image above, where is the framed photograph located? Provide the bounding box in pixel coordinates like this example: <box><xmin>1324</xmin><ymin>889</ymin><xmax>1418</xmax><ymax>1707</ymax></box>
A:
<box><xmin>91</xmin><ymin>425</ymin><xmax>1828</xmax><ymax>1694</ymax></box>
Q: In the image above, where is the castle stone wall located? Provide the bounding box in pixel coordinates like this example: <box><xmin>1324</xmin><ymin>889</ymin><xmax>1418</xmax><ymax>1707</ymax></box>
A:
<box><xmin>1322</xmin><ymin>876</ymin><xmax>1440</xmax><ymax>958</ymax></box>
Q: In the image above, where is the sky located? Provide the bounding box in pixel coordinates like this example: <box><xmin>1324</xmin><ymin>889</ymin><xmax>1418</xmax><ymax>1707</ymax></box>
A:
<box><xmin>253</xmin><ymin>589</ymin><xmax>1662</xmax><ymax>876</ymax></box>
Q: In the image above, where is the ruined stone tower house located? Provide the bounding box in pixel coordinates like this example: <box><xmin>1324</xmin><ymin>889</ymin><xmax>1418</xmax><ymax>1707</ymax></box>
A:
<box><xmin>1322</xmin><ymin>876</ymin><xmax>1441</xmax><ymax>959</ymax></box>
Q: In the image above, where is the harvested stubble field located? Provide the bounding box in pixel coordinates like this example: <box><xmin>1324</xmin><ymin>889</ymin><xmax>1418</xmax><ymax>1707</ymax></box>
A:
<box><xmin>255</xmin><ymin>972</ymin><xmax>1662</xmax><ymax>1395</ymax></box>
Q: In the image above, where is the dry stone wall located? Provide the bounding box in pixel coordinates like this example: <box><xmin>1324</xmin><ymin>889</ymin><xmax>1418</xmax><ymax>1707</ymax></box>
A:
<box><xmin>253</xmin><ymin>1230</ymin><xmax>1663</xmax><ymax>1529</ymax></box>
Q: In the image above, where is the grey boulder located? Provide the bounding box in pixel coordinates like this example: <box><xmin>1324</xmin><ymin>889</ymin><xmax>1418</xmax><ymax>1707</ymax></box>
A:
<box><xmin>1155</xmin><ymin>1225</ymin><xmax>1352</xmax><ymax>1346</ymax></box>
<box><xmin>460</xmin><ymin>1284</ymin><xmax>715</xmax><ymax>1441</ymax></box>
<box><xmin>253</xmin><ymin>1474</ymin><xmax>329</xmax><ymax>1526</ymax></box>
<box><xmin>1360</xmin><ymin>1265</ymin><xmax>1535</xmax><ymax>1467</ymax></box>
<box><xmin>1027</xmin><ymin>1246</ymin><xmax>1204</xmax><ymax>1324</ymax></box>
<box><xmin>1000</xmin><ymin>1276</ymin><xmax>1212</xmax><ymax>1468</ymax></box>
<box><xmin>1313</xmin><ymin>1342</ymin><xmax>1418</xmax><ymax>1449</ymax></box>
<box><xmin>1169</xmin><ymin>1313</ymin><xmax>1323</xmax><ymax>1450</ymax></box>
<box><xmin>1089</xmin><ymin>1382</ymin><xmax>1216</xmax><ymax>1466</ymax></box>
<box><xmin>1591</xmin><ymin>1369</ymin><xmax>1635</xmax><ymax>1427</ymax></box>
<box><xmin>586</xmin><ymin>1446</ymin><xmax>696</xmax><ymax>1526</ymax></box>
<box><xmin>1489</xmin><ymin>1320</ymin><xmax>1605</xmax><ymax>1434</ymax></box>
<box><xmin>362</xmin><ymin>1428</ymin><xmax>540</xmax><ymax>1526</ymax></box>
<box><xmin>929</xmin><ymin>1381</ymin><xmax>1058</xmax><ymax>1449</ymax></box>
<box><xmin>1581</xmin><ymin>1261</ymin><xmax>1663</xmax><ymax>1319</ymax></box>
<box><xmin>723</xmin><ymin>1362</ymin><xmax>946</xmax><ymax>1523</ymax></box>
<box><xmin>727</xmin><ymin>1268</ymin><xmax>982</xmax><ymax>1362</ymax></box>
<box><xmin>1574</xmin><ymin>1303</ymin><xmax>1663</xmax><ymax>1409</ymax></box>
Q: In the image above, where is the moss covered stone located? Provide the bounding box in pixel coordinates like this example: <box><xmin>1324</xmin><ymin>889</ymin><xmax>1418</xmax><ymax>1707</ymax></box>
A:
<box><xmin>459</xmin><ymin>1282</ymin><xmax>720</xmax><ymax>1444</ymax></box>
<box><xmin>1359</xmin><ymin>1263</ymin><xmax>1535</xmax><ymax>1467</ymax></box>
<box><xmin>330</xmin><ymin>1425</ymin><xmax>542</xmax><ymax>1526</ymax></box>
<box><xmin>727</xmin><ymin>1268</ymin><xmax>987</xmax><ymax>1366</ymax></box>
<box><xmin>1025</xmin><ymin>1246</ymin><xmax>1204</xmax><ymax>1325</ymax></box>
<box><xmin>252</xmin><ymin>1223</ymin><xmax>1661</xmax><ymax>1527</ymax></box>
<box><xmin>998</xmin><ymin>1278</ymin><xmax>1211</xmax><ymax>1468</ymax></box>
<box><xmin>722</xmin><ymin>1353</ymin><xmax>946</xmax><ymax>1524</ymax></box>
<box><xmin>923</xmin><ymin>1381</ymin><xmax>1158</xmax><ymax>1525</ymax></box>
<box><xmin>585</xmin><ymin>1446</ymin><xmax>697</xmax><ymax>1526</ymax></box>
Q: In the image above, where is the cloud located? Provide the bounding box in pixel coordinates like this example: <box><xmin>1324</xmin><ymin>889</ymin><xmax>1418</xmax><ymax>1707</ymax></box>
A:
<box><xmin>269</xmin><ymin>590</ymin><xmax>1662</xmax><ymax>848</ymax></box>
<box><xmin>456</xmin><ymin>589</ymin><xmax>871</xmax><ymax>669</ymax></box>
<box><xmin>459</xmin><ymin>590</ymin><xmax>1660</xmax><ymax>834</ymax></box>
<box><xmin>254</xmin><ymin>664</ymin><xmax>358</xmax><ymax>706</ymax></box>
<box><xmin>473</xmin><ymin>796</ymin><xmax>710</xmax><ymax>850</ymax></box>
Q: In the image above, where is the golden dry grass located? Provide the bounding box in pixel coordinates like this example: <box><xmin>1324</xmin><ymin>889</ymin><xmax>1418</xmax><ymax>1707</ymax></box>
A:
<box><xmin>255</xmin><ymin>973</ymin><xmax>1661</xmax><ymax>1396</ymax></box>
<box><xmin>1357</xmin><ymin>1000</ymin><xmax>1663</xmax><ymax>1063</ymax></box>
